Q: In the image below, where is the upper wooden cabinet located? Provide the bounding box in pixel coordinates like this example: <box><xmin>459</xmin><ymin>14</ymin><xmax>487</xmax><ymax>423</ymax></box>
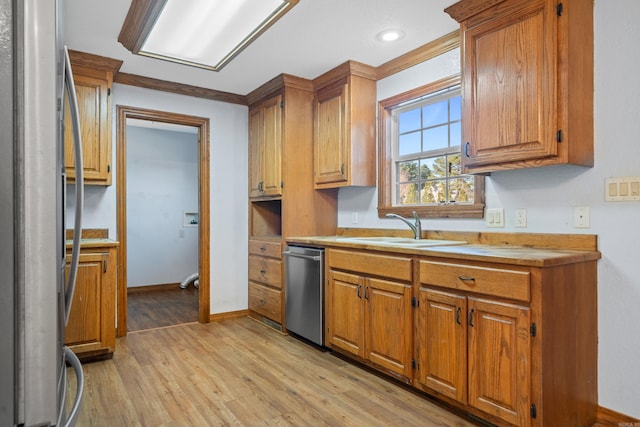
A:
<box><xmin>65</xmin><ymin>50</ymin><xmax>121</xmax><ymax>186</ymax></box>
<box><xmin>445</xmin><ymin>0</ymin><xmax>593</xmax><ymax>174</ymax></box>
<box><xmin>249</xmin><ymin>94</ymin><xmax>283</xmax><ymax>198</ymax></box>
<box><xmin>313</xmin><ymin>61</ymin><xmax>376</xmax><ymax>189</ymax></box>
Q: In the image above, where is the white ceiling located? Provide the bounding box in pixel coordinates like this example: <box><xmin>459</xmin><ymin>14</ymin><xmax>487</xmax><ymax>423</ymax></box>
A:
<box><xmin>64</xmin><ymin>0</ymin><xmax>459</xmax><ymax>96</ymax></box>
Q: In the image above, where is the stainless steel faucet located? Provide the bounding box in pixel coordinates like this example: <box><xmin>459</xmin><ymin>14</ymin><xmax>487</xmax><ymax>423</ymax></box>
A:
<box><xmin>385</xmin><ymin>211</ymin><xmax>422</xmax><ymax>239</ymax></box>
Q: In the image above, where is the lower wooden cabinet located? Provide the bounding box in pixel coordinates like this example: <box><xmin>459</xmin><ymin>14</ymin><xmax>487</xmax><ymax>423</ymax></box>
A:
<box><xmin>65</xmin><ymin>242</ymin><xmax>118</xmax><ymax>360</ymax></box>
<box><xmin>320</xmin><ymin>244</ymin><xmax>598</xmax><ymax>427</ymax></box>
<box><xmin>326</xmin><ymin>249</ymin><xmax>413</xmax><ymax>380</ymax></box>
<box><xmin>248</xmin><ymin>238</ymin><xmax>283</xmax><ymax>327</ymax></box>
<box><xmin>418</xmin><ymin>288</ymin><xmax>531</xmax><ymax>426</ymax></box>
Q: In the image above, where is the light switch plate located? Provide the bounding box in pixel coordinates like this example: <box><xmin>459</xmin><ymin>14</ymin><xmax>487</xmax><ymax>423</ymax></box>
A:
<box><xmin>486</xmin><ymin>208</ymin><xmax>505</xmax><ymax>228</ymax></box>
<box><xmin>605</xmin><ymin>177</ymin><xmax>640</xmax><ymax>201</ymax></box>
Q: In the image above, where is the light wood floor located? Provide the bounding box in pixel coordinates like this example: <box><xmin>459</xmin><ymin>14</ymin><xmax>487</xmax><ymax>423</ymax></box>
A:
<box><xmin>68</xmin><ymin>317</ymin><xmax>482</xmax><ymax>426</ymax></box>
<box><xmin>127</xmin><ymin>286</ymin><xmax>199</xmax><ymax>332</ymax></box>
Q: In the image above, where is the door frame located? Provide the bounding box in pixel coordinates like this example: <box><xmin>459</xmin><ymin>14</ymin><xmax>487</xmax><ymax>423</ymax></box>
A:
<box><xmin>116</xmin><ymin>105</ymin><xmax>211</xmax><ymax>336</ymax></box>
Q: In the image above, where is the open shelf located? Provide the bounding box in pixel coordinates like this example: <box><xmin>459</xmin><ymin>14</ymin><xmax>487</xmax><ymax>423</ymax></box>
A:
<box><xmin>250</xmin><ymin>199</ymin><xmax>282</xmax><ymax>238</ymax></box>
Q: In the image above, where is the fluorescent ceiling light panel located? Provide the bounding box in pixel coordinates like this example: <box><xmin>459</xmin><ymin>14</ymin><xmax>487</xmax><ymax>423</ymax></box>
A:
<box><xmin>138</xmin><ymin>0</ymin><xmax>296</xmax><ymax>71</ymax></box>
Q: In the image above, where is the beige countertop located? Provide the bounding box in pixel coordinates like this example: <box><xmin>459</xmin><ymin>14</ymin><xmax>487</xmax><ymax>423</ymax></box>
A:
<box><xmin>285</xmin><ymin>235</ymin><xmax>601</xmax><ymax>267</ymax></box>
<box><xmin>65</xmin><ymin>238</ymin><xmax>119</xmax><ymax>249</ymax></box>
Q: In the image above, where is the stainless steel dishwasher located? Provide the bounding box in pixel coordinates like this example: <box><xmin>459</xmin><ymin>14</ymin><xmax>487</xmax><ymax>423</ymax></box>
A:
<box><xmin>283</xmin><ymin>246</ymin><xmax>324</xmax><ymax>346</ymax></box>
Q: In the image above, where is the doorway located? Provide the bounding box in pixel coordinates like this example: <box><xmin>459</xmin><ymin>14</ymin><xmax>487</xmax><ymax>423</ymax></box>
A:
<box><xmin>116</xmin><ymin>105</ymin><xmax>211</xmax><ymax>337</ymax></box>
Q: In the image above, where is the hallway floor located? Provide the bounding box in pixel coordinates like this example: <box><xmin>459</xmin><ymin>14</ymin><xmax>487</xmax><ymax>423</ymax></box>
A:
<box><xmin>127</xmin><ymin>286</ymin><xmax>198</xmax><ymax>332</ymax></box>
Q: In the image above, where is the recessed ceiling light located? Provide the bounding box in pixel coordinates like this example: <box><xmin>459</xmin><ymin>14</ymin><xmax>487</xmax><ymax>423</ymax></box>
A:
<box><xmin>376</xmin><ymin>29</ymin><xmax>405</xmax><ymax>43</ymax></box>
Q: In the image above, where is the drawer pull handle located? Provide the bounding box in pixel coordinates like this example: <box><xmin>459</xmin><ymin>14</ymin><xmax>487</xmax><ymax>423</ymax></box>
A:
<box><xmin>458</xmin><ymin>275</ymin><xmax>476</xmax><ymax>283</ymax></box>
<box><xmin>455</xmin><ymin>307</ymin><xmax>462</xmax><ymax>325</ymax></box>
<box><xmin>468</xmin><ymin>308</ymin><xmax>475</xmax><ymax>327</ymax></box>
<box><xmin>259</xmin><ymin>247</ymin><xmax>266</xmax><ymax>252</ymax></box>
<box><xmin>260</xmin><ymin>269</ymin><xmax>266</xmax><ymax>274</ymax></box>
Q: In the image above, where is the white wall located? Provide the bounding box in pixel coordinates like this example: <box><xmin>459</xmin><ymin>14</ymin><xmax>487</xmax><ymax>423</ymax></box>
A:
<box><xmin>125</xmin><ymin>125</ymin><xmax>199</xmax><ymax>287</ymax></box>
<box><xmin>67</xmin><ymin>84</ymin><xmax>249</xmax><ymax>315</ymax></box>
<box><xmin>337</xmin><ymin>0</ymin><xmax>640</xmax><ymax>417</ymax></box>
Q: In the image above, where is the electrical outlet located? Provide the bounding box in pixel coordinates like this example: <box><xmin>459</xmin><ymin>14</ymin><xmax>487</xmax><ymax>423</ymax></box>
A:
<box><xmin>574</xmin><ymin>206</ymin><xmax>590</xmax><ymax>228</ymax></box>
<box><xmin>486</xmin><ymin>208</ymin><xmax>505</xmax><ymax>228</ymax></box>
<box><xmin>515</xmin><ymin>208</ymin><xmax>527</xmax><ymax>228</ymax></box>
<box><xmin>352</xmin><ymin>212</ymin><xmax>359</xmax><ymax>224</ymax></box>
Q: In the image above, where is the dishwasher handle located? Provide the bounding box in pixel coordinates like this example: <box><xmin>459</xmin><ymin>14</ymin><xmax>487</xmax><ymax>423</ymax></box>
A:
<box><xmin>283</xmin><ymin>251</ymin><xmax>322</xmax><ymax>261</ymax></box>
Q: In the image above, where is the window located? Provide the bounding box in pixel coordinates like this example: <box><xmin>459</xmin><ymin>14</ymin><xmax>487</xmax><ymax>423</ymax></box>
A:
<box><xmin>378</xmin><ymin>75</ymin><xmax>484</xmax><ymax>219</ymax></box>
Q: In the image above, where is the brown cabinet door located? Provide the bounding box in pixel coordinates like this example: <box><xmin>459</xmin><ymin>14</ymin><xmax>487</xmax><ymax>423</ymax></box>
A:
<box><xmin>64</xmin><ymin>73</ymin><xmax>111</xmax><ymax>185</ymax></box>
<box><xmin>462</xmin><ymin>0</ymin><xmax>557</xmax><ymax>170</ymax></box>
<box><xmin>327</xmin><ymin>270</ymin><xmax>364</xmax><ymax>357</ymax></box>
<box><xmin>248</xmin><ymin>106</ymin><xmax>264</xmax><ymax>198</ymax></box>
<box><xmin>365</xmin><ymin>277</ymin><xmax>413</xmax><ymax>378</ymax></box>
<box><xmin>261</xmin><ymin>95</ymin><xmax>283</xmax><ymax>196</ymax></box>
<box><xmin>248</xmin><ymin>95</ymin><xmax>282</xmax><ymax>197</ymax></box>
<box><xmin>65</xmin><ymin>253</ymin><xmax>106</xmax><ymax>347</ymax></box>
<box><xmin>314</xmin><ymin>83</ymin><xmax>348</xmax><ymax>185</ymax></box>
<box><xmin>419</xmin><ymin>288</ymin><xmax>467</xmax><ymax>403</ymax></box>
<box><xmin>467</xmin><ymin>297</ymin><xmax>531</xmax><ymax>427</ymax></box>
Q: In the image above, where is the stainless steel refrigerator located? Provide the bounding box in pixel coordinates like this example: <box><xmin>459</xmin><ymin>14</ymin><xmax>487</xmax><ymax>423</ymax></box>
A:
<box><xmin>1</xmin><ymin>0</ymin><xmax>85</xmax><ymax>425</ymax></box>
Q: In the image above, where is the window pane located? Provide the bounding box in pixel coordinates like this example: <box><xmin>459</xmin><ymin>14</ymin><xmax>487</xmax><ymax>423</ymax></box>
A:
<box><xmin>450</xmin><ymin>122</ymin><xmax>461</xmax><ymax>148</ymax></box>
<box><xmin>449</xmin><ymin>177</ymin><xmax>475</xmax><ymax>203</ymax></box>
<box><xmin>450</xmin><ymin>96</ymin><xmax>461</xmax><ymax>121</ymax></box>
<box><xmin>421</xmin><ymin>156</ymin><xmax>447</xmax><ymax>178</ymax></box>
<box><xmin>420</xmin><ymin>180</ymin><xmax>447</xmax><ymax>204</ymax></box>
<box><xmin>398</xmin><ymin>183</ymin><xmax>419</xmax><ymax>205</ymax></box>
<box><xmin>423</xmin><ymin>125</ymin><xmax>448</xmax><ymax>151</ymax></box>
<box><xmin>423</xmin><ymin>100</ymin><xmax>448</xmax><ymax>127</ymax></box>
<box><xmin>419</xmin><ymin>161</ymin><xmax>432</xmax><ymax>179</ymax></box>
<box><xmin>398</xmin><ymin>131</ymin><xmax>421</xmax><ymax>156</ymax></box>
<box><xmin>397</xmin><ymin>160</ymin><xmax>419</xmax><ymax>182</ymax></box>
<box><xmin>399</xmin><ymin>108</ymin><xmax>420</xmax><ymax>133</ymax></box>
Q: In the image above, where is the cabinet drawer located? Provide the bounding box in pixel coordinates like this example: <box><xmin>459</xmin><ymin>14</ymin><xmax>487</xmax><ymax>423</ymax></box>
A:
<box><xmin>249</xmin><ymin>255</ymin><xmax>282</xmax><ymax>288</ymax></box>
<box><xmin>249</xmin><ymin>239</ymin><xmax>282</xmax><ymax>259</ymax></box>
<box><xmin>248</xmin><ymin>282</ymin><xmax>282</xmax><ymax>323</ymax></box>
<box><xmin>328</xmin><ymin>249</ymin><xmax>412</xmax><ymax>282</ymax></box>
<box><xmin>419</xmin><ymin>260</ymin><xmax>530</xmax><ymax>302</ymax></box>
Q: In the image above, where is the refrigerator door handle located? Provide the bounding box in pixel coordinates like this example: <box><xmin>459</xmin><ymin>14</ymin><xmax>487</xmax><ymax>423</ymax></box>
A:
<box><xmin>63</xmin><ymin>46</ymin><xmax>84</xmax><ymax>325</ymax></box>
<box><xmin>58</xmin><ymin>346</ymin><xmax>84</xmax><ymax>427</ymax></box>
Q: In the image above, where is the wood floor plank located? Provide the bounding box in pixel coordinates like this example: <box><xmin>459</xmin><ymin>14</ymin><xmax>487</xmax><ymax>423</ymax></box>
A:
<box><xmin>69</xmin><ymin>317</ymin><xmax>479</xmax><ymax>426</ymax></box>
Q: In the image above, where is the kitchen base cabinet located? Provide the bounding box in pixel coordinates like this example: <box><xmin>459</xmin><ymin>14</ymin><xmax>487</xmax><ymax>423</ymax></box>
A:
<box><xmin>248</xmin><ymin>238</ymin><xmax>283</xmax><ymax>329</ymax></box>
<box><xmin>326</xmin><ymin>249</ymin><xmax>413</xmax><ymax>380</ymax></box>
<box><xmin>417</xmin><ymin>258</ymin><xmax>597</xmax><ymax>427</ymax></box>
<box><xmin>65</xmin><ymin>241</ymin><xmax>118</xmax><ymax>360</ymax></box>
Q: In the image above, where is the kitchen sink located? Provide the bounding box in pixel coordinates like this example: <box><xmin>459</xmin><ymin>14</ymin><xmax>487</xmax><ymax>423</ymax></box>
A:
<box><xmin>335</xmin><ymin>236</ymin><xmax>466</xmax><ymax>248</ymax></box>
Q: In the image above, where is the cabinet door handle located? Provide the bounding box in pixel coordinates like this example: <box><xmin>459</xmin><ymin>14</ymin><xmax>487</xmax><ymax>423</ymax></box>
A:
<box><xmin>364</xmin><ymin>286</ymin><xmax>369</xmax><ymax>300</ymax></box>
<box><xmin>340</xmin><ymin>163</ymin><xmax>345</xmax><ymax>175</ymax></box>
<box><xmin>464</xmin><ymin>141</ymin><xmax>470</xmax><ymax>157</ymax></box>
<box><xmin>455</xmin><ymin>307</ymin><xmax>462</xmax><ymax>325</ymax></box>
<box><xmin>468</xmin><ymin>308</ymin><xmax>475</xmax><ymax>327</ymax></box>
<box><xmin>357</xmin><ymin>284</ymin><xmax>362</xmax><ymax>298</ymax></box>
